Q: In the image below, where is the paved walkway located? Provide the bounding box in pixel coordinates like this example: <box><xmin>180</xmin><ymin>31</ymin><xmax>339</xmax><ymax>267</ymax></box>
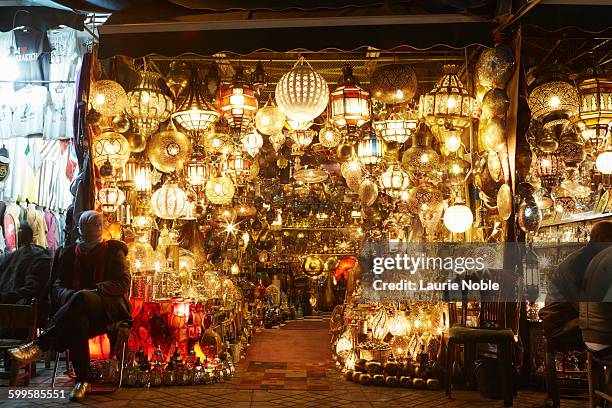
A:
<box><xmin>0</xmin><ymin>319</ymin><xmax>588</xmax><ymax>407</ymax></box>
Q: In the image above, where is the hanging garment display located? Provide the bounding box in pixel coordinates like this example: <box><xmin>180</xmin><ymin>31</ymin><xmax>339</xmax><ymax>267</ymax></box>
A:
<box><xmin>43</xmin><ymin>26</ymin><xmax>79</xmax><ymax>140</ymax></box>
<box><xmin>11</xmin><ymin>85</ymin><xmax>49</xmax><ymax>138</ymax></box>
<box><xmin>13</xmin><ymin>28</ymin><xmax>50</xmax><ymax>90</ymax></box>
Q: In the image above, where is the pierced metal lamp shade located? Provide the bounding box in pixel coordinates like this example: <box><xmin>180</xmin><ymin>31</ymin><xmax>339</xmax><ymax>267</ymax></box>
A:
<box><xmin>92</xmin><ymin>131</ymin><xmax>130</xmax><ymax>170</ymax></box>
<box><xmin>379</xmin><ymin>164</ymin><xmax>410</xmax><ymax>198</ymax></box>
<box><xmin>528</xmin><ymin>80</ymin><xmax>579</xmax><ymax>128</ymax></box>
<box><xmin>172</xmin><ymin>74</ymin><xmax>219</xmax><ymax>133</ymax></box>
<box><xmin>90</xmin><ymin>80</ymin><xmax>127</xmax><ymax>117</ymax></box>
<box><xmin>373</xmin><ymin>112</ymin><xmax>419</xmax><ymax>145</ymax></box>
<box><xmin>577</xmin><ymin>72</ymin><xmax>612</xmax><ymax>153</ymax></box>
<box><xmin>357</xmin><ymin>132</ymin><xmax>386</xmax><ymax>166</ymax></box>
<box><xmin>150</xmin><ymin>182</ymin><xmax>188</xmax><ymax>220</ymax></box>
<box><xmin>275</xmin><ymin>58</ymin><xmax>329</xmax><ymax>122</ymax></box>
<box><xmin>98</xmin><ymin>185</ymin><xmax>125</xmax><ymax>213</ymax></box>
<box><xmin>147</xmin><ymin>121</ymin><xmax>192</xmax><ymax>173</ymax></box>
<box><xmin>125</xmin><ymin>71</ymin><xmax>174</xmax><ymax>136</ymax></box>
<box><xmin>420</xmin><ymin>64</ymin><xmax>475</xmax><ymax>140</ymax></box>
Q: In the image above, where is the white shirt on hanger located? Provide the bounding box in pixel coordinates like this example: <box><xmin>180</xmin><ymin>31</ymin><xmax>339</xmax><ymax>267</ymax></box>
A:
<box><xmin>11</xmin><ymin>85</ymin><xmax>49</xmax><ymax>138</ymax></box>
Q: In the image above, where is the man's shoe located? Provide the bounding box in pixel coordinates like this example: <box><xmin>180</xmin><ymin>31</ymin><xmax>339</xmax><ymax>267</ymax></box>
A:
<box><xmin>69</xmin><ymin>382</ymin><xmax>91</xmax><ymax>402</ymax></box>
<box><xmin>7</xmin><ymin>342</ymin><xmax>43</xmax><ymax>363</ymax></box>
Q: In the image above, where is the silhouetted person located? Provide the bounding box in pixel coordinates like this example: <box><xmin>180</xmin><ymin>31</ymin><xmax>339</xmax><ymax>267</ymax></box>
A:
<box><xmin>0</xmin><ymin>224</ymin><xmax>51</xmax><ymax>319</ymax></box>
<box><xmin>9</xmin><ymin>211</ymin><xmax>131</xmax><ymax>401</ymax></box>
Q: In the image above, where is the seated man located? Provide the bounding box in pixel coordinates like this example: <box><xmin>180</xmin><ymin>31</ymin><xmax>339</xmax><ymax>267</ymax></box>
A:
<box><xmin>580</xmin><ymin>243</ymin><xmax>612</xmax><ymax>402</ymax></box>
<box><xmin>9</xmin><ymin>211</ymin><xmax>131</xmax><ymax>401</ymax></box>
<box><xmin>0</xmin><ymin>224</ymin><xmax>51</xmax><ymax>320</ymax></box>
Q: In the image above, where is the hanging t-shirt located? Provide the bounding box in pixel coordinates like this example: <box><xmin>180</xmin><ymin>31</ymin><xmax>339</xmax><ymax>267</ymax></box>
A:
<box><xmin>0</xmin><ymin>87</ymin><xmax>14</xmax><ymax>139</ymax></box>
<box><xmin>12</xmin><ymin>85</ymin><xmax>49</xmax><ymax>138</ymax></box>
<box><xmin>44</xmin><ymin>27</ymin><xmax>79</xmax><ymax>140</ymax></box>
<box><xmin>13</xmin><ymin>28</ymin><xmax>50</xmax><ymax>90</ymax></box>
<box><xmin>0</xmin><ymin>30</ymin><xmax>16</xmax><ymax>88</ymax></box>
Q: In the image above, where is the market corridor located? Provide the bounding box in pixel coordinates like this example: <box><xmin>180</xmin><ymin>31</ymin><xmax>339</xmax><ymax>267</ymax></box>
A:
<box><xmin>0</xmin><ymin>319</ymin><xmax>587</xmax><ymax>407</ymax></box>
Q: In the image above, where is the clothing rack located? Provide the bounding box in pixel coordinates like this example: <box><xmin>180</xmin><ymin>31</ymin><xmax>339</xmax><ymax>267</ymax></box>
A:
<box><xmin>0</xmin><ymin>80</ymin><xmax>76</xmax><ymax>84</ymax></box>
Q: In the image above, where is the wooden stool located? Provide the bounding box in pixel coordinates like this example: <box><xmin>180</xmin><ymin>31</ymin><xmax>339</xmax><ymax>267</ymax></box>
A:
<box><xmin>587</xmin><ymin>350</ymin><xmax>612</xmax><ymax>407</ymax></box>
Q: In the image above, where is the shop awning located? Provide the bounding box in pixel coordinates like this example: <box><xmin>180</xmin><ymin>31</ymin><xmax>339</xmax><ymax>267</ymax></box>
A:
<box><xmin>97</xmin><ymin>0</ymin><xmax>496</xmax><ymax>58</ymax></box>
<box><xmin>0</xmin><ymin>6</ymin><xmax>85</xmax><ymax>32</ymax></box>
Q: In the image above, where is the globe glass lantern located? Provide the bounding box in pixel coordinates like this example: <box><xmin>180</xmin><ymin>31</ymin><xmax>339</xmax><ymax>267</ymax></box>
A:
<box><xmin>419</xmin><ymin>64</ymin><xmax>475</xmax><ymax>141</ymax></box>
<box><xmin>172</xmin><ymin>68</ymin><xmax>219</xmax><ymax>134</ymax></box>
<box><xmin>150</xmin><ymin>182</ymin><xmax>188</xmax><ymax>220</ymax></box>
<box><xmin>125</xmin><ymin>71</ymin><xmax>174</xmax><ymax>136</ymax></box>
<box><xmin>254</xmin><ymin>100</ymin><xmax>286</xmax><ymax>136</ymax></box>
<box><xmin>373</xmin><ymin>111</ymin><xmax>419</xmax><ymax>145</ymax></box>
<box><xmin>357</xmin><ymin>132</ymin><xmax>386</xmax><ymax>166</ymax></box>
<box><xmin>92</xmin><ymin>131</ymin><xmax>130</xmax><ymax>170</ymax></box>
<box><xmin>97</xmin><ymin>185</ymin><xmax>126</xmax><ymax>213</ymax></box>
<box><xmin>90</xmin><ymin>80</ymin><xmax>127</xmax><ymax>117</ymax></box>
<box><xmin>242</xmin><ymin>129</ymin><xmax>264</xmax><ymax>157</ymax></box>
<box><xmin>205</xmin><ymin>176</ymin><xmax>235</xmax><ymax>205</ymax></box>
<box><xmin>443</xmin><ymin>204</ymin><xmax>473</xmax><ymax>233</ymax></box>
<box><xmin>318</xmin><ymin>125</ymin><xmax>342</xmax><ymax>148</ymax></box>
<box><xmin>388</xmin><ymin>313</ymin><xmax>410</xmax><ymax>336</ymax></box>
<box><xmin>275</xmin><ymin>57</ymin><xmax>329</xmax><ymax>122</ymax></box>
<box><xmin>379</xmin><ymin>164</ymin><xmax>410</xmax><ymax>198</ymax></box>
<box><xmin>330</xmin><ymin>66</ymin><xmax>370</xmax><ymax>131</ymax></box>
<box><xmin>220</xmin><ymin>66</ymin><xmax>258</xmax><ymax>133</ymax></box>
<box><xmin>596</xmin><ymin>150</ymin><xmax>612</xmax><ymax>174</ymax></box>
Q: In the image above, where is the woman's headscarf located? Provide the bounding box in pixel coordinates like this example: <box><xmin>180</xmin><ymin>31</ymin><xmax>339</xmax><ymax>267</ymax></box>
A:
<box><xmin>77</xmin><ymin>210</ymin><xmax>104</xmax><ymax>252</ymax></box>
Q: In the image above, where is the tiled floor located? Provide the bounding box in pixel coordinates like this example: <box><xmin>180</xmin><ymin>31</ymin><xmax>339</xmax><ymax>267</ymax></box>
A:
<box><xmin>0</xmin><ymin>320</ymin><xmax>589</xmax><ymax>407</ymax></box>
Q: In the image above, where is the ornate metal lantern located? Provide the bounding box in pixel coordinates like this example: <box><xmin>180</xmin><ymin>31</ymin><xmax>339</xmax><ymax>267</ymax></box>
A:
<box><xmin>220</xmin><ymin>66</ymin><xmax>258</xmax><ymax>133</ymax></box>
<box><xmin>98</xmin><ymin>184</ymin><xmax>126</xmax><ymax>213</ymax></box>
<box><xmin>373</xmin><ymin>111</ymin><xmax>419</xmax><ymax>145</ymax></box>
<box><xmin>122</xmin><ymin>159</ymin><xmax>153</xmax><ymax>193</ymax></box>
<box><xmin>379</xmin><ymin>164</ymin><xmax>410</xmax><ymax>198</ymax></box>
<box><xmin>536</xmin><ymin>152</ymin><xmax>564</xmax><ymax>190</ymax></box>
<box><xmin>90</xmin><ymin>80</ymin><xmax>127</xmax><ymax>117</ymax></box>
<box><xmin>577</xmin><ymin>67</ymin><xmax>612</xmax><ymax>156</ymax></box>
<box><xmin>357</xmin><ymin>132</ymin><xmax>386</xmax><ymax>166</ymax></box>
<box><xmin>92</xmin><ymin>131</ymin><xmax>130</xmax><ymax>170</ymax></box>
<box><xmin>125</xmin><ymin>71</ymin><xmax>174</xmax><ymax>136</ymax></box>
<box><xmin>528</xmin><ymin>75</ymin><xmax>579</xmax><ymax>130</ymax></box>
<box><xmin>186</xmin><ymin>145</ymin><xmax>208</xmax><ymax>191</ymax></box>
<box><xmin>330</xmin><ymin>66</ymin><xmax>370</xmax><ymax>131</ymax></box>
<box><xmin>419</xmin><ymin>64</ymin><xmax>475</xmax><ymax>141</ymax></box>
<box><xmin>172</xmin><ymin>68</ymin><xmax>219</xmax><ymax>134</ymax></box>
<box><xmin>150</xmin><ymin>182</ymin><xmax>188</xmax><ymax>220</ymax></box>
<box><xmin>205</xmin><ymin>176</ymin><xmax>235</xmax><ymax>205</ymax></box>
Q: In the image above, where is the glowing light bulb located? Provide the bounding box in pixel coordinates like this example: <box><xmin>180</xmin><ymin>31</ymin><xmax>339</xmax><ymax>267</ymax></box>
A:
<box><xmin>447</xmin><ymin>96</ymin><xmax>458</xmax><ymax>109</ymax></box>
<box><xmin>596</xmin><ymin>151</ymin><xmax>612</xmax><ymax>174</ymax></box>
<box><xmin>443</xmin><ymin>204</ymin><xmax>473</xmax><ymax>233</ymax></box>
<box><xmin>224</xmin><ymin>223</ymin><xmax>236</xmax><ymax>234</ymax></box>
<box><xmin>420</xmin><ymin>154</ymin><xmax>430</xmax><ymax>163</ymax></box>
<box><xmin>549</xmin><ymin>96</ymin><xmax>561</xmax><ymax>108</ymax></box>
<box><xmin>242</xmin><ymin>232</ymin><xmax>250</xmax><ymax>244</ymax></box>
<box><xmin>444</xmin><ymin>133</ymin><xmax>461</xmax><ymax>153</ymax></box>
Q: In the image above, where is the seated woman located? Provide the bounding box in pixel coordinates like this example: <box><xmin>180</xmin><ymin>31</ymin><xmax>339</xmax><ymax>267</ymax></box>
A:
<box><xmin>9</xmin><ymin>211</ymin><xmax>131</xmax><ymax>401</ymax></box>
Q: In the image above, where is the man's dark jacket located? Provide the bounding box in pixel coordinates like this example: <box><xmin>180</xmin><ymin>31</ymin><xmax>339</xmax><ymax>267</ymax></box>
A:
<box><xmin>0</xmin><ymin>245</ymin><xmax>51</xmax><ymax>319</ymax></box>
<box><xmin>50</xmin><ymin>240</ymin><xmax>132</xmax><ymax>353</ymax></box>
<box><xmin>580</xmin><ymin>246</ymin><xmax>612</xmax><ymax>346</ymax></box>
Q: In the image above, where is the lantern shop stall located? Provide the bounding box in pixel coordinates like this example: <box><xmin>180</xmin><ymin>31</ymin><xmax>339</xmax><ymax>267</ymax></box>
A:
<box><xmin>56</xmin><ymin>0</ymin><xmax>612</xmax><ymax>403</ymax></box>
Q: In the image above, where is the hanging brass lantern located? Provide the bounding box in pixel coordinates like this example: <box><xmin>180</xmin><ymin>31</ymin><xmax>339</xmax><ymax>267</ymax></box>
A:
<box><xmin>125</xmin><ymin>71</ymin><xmax>174</xmax><ymax>136</ymax></box>
<box><xmin>373</xmin><ymin>111</ymin><xmax>419</xmax><ymax>145</ymax></box>
<box><xmin>122</xmin><ymin>159</ymin><xmax>153</xmax><ymax>193</ymax></box>
<box><xmin>357</xmin><ymin>132</ymin><xmax>386</xmax><ymax>166</ymax></box>
<box><xmin>92</xmin><ymin>131</ymin><xmax>130</xmax><ymax>170</ymax></box>
<box><xmin>330</xmin><ymin>66</ymin><xmax>371</xmax><ymax>132</ymax></box>
<box><xmin>220</xmin><ymin>66</ymin><xmax>258</xmax><ymax>133</ymax></box>
<box><xmin>379</xmin><ymin>164</ymin><xmax>410</xmax><ymax>198</ymax></box>
<box><xmin>185</xmin><ymin>145</ymin><xmax>208</xmax><ymax>192</ymax></box>
<box><xmin>205</xmin><ymin>175</ymin><xmax>235</xmax><ymax>205</ymax></box>
<box><xmin>577</xmin><ymin>66</ymin><xmax>612</xmax><ymax>156</ymax></box>
<box><xmin>147</xmin><ymin>121</ymin><xmax>192</xmax><ymax>173</ymax></box>
<box><xmin>370</xmin><ymin>64</ymin><xmax>417</xmax><ymax>105</ymax></box>
<box><xmin>90</xmin><ymin>80</ymin><xmax>127</xmax><ymax>117</ymax></box>
<box><xmin>536</xmin><ymin>152</ymin><xmax>564</xmax><ymax>190</ymax></box>
<box><xmin>150</xmin><ymin>182</ymin><xmax>188</xmax><ymax>220</ymax></box>
<box><xmin>401</xmin><ymin>125</ymin><xmax>440</xmax><ymax>177</ymax></box>
<box><xmin>172</xmin><ymin>67</ymin><xmax>219</xmax><ymax>134</ymax></box>
<box><xmin>419</xmin><ymin>64</ymin><xmax>475</xmax><ymax>142</ymax></box>
<box><xmin>97</xmin><ymin>184</ymin><xmax>126</xmax><ymax>213</ymax></box>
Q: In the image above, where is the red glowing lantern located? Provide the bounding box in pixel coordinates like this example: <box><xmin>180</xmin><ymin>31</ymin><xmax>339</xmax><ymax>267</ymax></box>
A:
<box><xmin>330</xmin><ymin>66</ymin><xmax>370</xmax><ymax>132</ymax></box>
<box><xmin>220</xmin><ymin>66</ymin><xmax>258</xmax><ymax>133</ymax></box>
<box><xmin>334</xmin><ymin>257</ymin><xmax>357</xmax><ymax>281</ymax></box>
<box><xmin>89</xmin><ymin>334</ymin><xmax>111</xmax><ymax>360</ymax></box>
